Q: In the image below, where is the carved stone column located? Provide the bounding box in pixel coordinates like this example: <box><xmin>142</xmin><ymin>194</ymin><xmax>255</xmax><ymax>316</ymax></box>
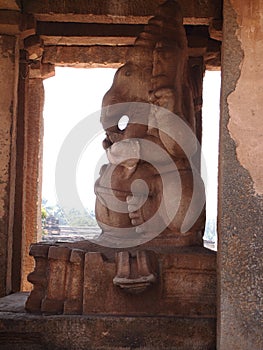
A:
<box><xmin>0</xmin><ymin>34</ymin><xmax>19</xmax><ymax>296</ymax></box>
<box><xmin>20</xmin><ymin>55</ymin><xmax>54</xmax><ymax>291</ymax></box>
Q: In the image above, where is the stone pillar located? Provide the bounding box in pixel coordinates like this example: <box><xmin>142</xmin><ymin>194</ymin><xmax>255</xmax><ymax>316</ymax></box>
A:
<box><xmin>0</xmin><ymin>34</ymin><xmax>19</xmax><ymax>296</ymax></box>
<box><xmin>20</xmin><ymin>75</ymin><xmax>44</xmax><ymax>291</ymax></box>
<box><xmin>218</xmin><ymin>0</ymin><xmax>263</xmax><ymax>348</ymax></box>
<box><xmin>20</xmin><ymin>61</ymin><xmax>54</xmax><ymax>291</ymax></box>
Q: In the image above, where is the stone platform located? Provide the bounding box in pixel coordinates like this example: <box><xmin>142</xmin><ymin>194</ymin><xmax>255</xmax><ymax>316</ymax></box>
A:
<box><xmin>5</xmin><ymin>244</ymin><xmax>217</xmax><ymax>349</ymax></box>
<box><xmin>0</xmin><ymin>293</ymin><xmax>216</xmax><ymax>350</ymax></box>
<box><xmin>25</xmin><ymin>243</ymin><xmax>216</xmax><ymax>318</ymax></box>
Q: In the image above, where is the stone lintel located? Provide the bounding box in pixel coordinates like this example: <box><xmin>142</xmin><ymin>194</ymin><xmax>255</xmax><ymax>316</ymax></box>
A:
<box><xmin>42</xmin><ymin>44</ymin><xmax>220</xmax><ymax>69</ymax></box>
<box><xmin>37</xmin><ymin>22</ymin><xmax>219</xmax><ymax>44</ymax></box>
<box><xmin>40</xmin><ymin>35</ymin><xmax>135</xmax><ymax>46</ymax></box>
<box><xmin>0</xmin><ymin>9</ymin><xmax>20</xmax><ymax>34</ymax></box>
<box><xmin>23</xmin><ymin>0</ymin><xmax>222</xmax><ymax>25</ymax></box>
<box><xmin>42</xmin><ymin>45</ymin><xmax>130</xmax><ymax>67</ymax></box>
<box><xmin>37</xmin><ymin>22</ymin><xmax>144</xmax><ymax>38</ymax></box>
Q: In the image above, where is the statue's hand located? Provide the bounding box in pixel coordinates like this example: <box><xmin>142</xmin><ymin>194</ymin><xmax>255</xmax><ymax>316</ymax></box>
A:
<box><xmin>107</xmin><ymin>138</ymin><xmax>140</xmax><ymax>170</ymax></box>
<box><xmin>126</xmin><ymin>195</ymin><xmax>145</xmax><ymax>227</ymax></box>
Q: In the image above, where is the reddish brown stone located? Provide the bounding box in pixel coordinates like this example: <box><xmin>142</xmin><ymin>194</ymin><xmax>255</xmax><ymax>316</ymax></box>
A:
<box><xmin>95</xmin><ymin>0</ymin><xmax>206</xmax><ymax>246</ymax></box>
<box><xmin>25</xmin><ymin>244</ymin><xmax>49</xmax><ymax>313</ymax></box>
<box><xmin>64</xmin><ymin>249</ymin><xmax>85</xmax><ymax>314</ymax></box>
<box><xmin>41</xmin><ymin>246</ymin><xmax>71</xmax><ymax>314</ymax></box>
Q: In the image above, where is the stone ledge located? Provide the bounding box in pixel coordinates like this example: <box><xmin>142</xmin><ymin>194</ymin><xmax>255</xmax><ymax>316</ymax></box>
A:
<box><xmin>0</xmin><ymin>300</ymin><xmax>216</xmax><ymax>350</ymax></box>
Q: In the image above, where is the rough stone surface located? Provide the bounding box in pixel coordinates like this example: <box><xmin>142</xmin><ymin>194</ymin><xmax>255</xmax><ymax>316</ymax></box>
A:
<box><xmin>227</xmin><ymin>0</ymin><xmax>263</xmax><ymax>195</ymax></box>
<box><xmin>23</xmin><ymin>0</ymin><xmax>221</xmax><ymax>25</ymax></box>
<box><xmin>0</xmin><ymin>1</ymin><xmax>20</xmax><ymax>11</ymax></box>
<box><xmin>0</xmin><ymin>35</ymin><xmax>18</xmax><ymax>297</ymax></box>
<box><xmin>218</xmin><ymin>0</ymin><xmax>263</xmax><ymax>349</ymax></box>
<box><xmin>0</xmin><ymin>293</ymin><xmax>216</xmax><ymax>350</ymax></box>
<box><xmin>43</xmin><ymin>45</ymin><xmax>129</xmax><ymax>68</ymax></box>
<box><xmin>0</xmin><ymin>292</ymin><xmax>29</xmax><ymax>312</ymax></box>
<box><xmin>21</xmin><ymin>78</ymin><xmax>44</xmax><ymax>292</ymax></box>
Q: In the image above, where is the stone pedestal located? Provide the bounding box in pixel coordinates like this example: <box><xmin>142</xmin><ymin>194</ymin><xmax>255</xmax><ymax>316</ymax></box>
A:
<box><xmin>26</xmin><ymin>243</ymin><xmax>216</xmax><ymax>318</ymax></box>
<box><xmin>25</xmin><ymin>241</ymin><xmax>216</xmax><ymax>348</ymax></box>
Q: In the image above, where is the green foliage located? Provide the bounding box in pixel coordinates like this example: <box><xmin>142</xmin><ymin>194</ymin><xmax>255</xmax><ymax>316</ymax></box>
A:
<box><xmin>42</xmin><ymin>198</ymin><xmax>97</xmax><ymax>227</ymax></box>
<box><xmin>41</xmin><ymin>207</ymin><xmax>47</xmax><ymax>220</ymax></box>
<box><xmin>65</xmin><ymin>207</ymin><xmax>97</xmax><ymax>227</ymax></box>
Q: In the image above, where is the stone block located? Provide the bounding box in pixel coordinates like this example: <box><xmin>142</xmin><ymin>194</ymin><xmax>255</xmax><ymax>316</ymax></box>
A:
<box><xmin>41</xmin><ymin>246</ymin><xmax>71</xmax><ymax>314</ymax></box>
<box><xmin>64</xmin><ymin>249</ymin><xmax>85</xmax><ymax>315</ymax></box>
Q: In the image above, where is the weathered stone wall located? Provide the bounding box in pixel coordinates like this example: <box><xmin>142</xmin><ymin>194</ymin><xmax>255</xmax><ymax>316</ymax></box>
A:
<box><xmin>0</xmin><ymin>35</ymin><xmax>19</xmax><ymax>296</ymax></box>
<box><xmin>218</xmin><ymin>0</ymin><xmax>263</xmax><ymax>348</ymax></box>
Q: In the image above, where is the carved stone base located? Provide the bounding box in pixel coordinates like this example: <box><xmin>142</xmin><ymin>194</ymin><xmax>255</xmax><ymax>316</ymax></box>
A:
<box><xmin>26</xmin><ymin>242</ymin><xmax>216</xmax><ymax>318</ymax></box>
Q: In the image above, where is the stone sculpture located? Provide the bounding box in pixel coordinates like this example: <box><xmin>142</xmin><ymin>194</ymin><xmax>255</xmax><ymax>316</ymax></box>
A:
<box><xmin>95</xmin><ymin>0</ymin><xmax>205</xmax><ymax>250</ymax></box>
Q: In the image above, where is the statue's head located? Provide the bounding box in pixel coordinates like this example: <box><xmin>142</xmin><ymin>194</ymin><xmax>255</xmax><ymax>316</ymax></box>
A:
<box><xmin>100</xmin><ymin>61</ymin><xmax>153</xmax><ymax>146</ymax></box>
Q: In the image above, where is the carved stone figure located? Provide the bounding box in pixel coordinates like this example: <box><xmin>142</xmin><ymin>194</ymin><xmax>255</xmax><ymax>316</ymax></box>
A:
<box><xmin>95</xmin><ymin>0</ymin><xmax>205</xmax><ymax>251</ymax></box>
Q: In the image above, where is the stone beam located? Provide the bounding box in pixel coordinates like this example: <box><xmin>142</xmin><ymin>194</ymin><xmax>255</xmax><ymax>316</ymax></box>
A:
<box><xmin>37</xmin><ymin>22</ymin><xmax>144</xmax><ymax>41</ymax></box>
<box><xmin>0</xmin><ymin>0</ymin><xmax>20</xmax><ymax>11</ymax></box>
<box><xmin>42</xmin><ymin>45</ymin><xmax>129</xmax><ymax>68</ymax></box>
<box><xmin>37</xmin><ymin>22</ymin><xmax>221</xmax><ymax>57</ymax></box>
<box><xmin>23</xmin><ymin>0</ymin><xmax>222</xmax><ymax>26</ymax></box>
<box><xmin>41</xmin><ymin>36</ymin><xmax>135</xmax><ymax>46</ymax></box>
<box><xmin>43</xmin><ymin>43</ymin><xmax>220</xmax><ymax>69</ymax></box>
<box><xmin>37</xmin><ymin>22</ymin><xmax>142</xmax><ymax>46</ymax></box>
<box><xmin>38</xmin><ymin>22</ymin><xmax>214</xmax><ymax>42</ymax></box>
<box><xmin>0</xmin><ymin>10</ymin><xmax>20</xmax><ymax>34</ymax></box>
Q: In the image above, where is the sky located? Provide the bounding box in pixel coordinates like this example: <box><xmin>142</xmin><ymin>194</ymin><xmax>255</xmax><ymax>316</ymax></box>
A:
<box><xmin>42</xmin><ymin>67</ymin><xmax>116</xmax><ymax>209</ymax></box>
<box><xmin>42</xmin><ymin>67</ymin><xmax>221</xmax><ymax>223</ymax></box>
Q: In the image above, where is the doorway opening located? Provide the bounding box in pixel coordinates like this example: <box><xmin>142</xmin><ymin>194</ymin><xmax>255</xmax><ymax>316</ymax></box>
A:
<box><xmin>202</xmin><ymin>70</ymin><xmax>221</xmax><ymax>250</ymax></box>
<box><xmin>41</xmin><ymin>67</ymin><xmax>220</xmax><ymax>248</ymax></box>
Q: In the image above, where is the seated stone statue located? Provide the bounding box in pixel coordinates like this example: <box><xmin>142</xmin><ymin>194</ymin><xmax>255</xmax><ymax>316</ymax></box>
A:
<box><xmin>94</xmin><ymin>0</ymin><xmax>206</xmax><ymax>249</ymax></box>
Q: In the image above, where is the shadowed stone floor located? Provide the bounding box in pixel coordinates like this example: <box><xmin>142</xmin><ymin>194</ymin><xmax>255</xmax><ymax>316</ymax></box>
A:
<box><xmin>0</xmin><ymin>293</ymin><xmax>216</xmax><ymax>350</ymax></box>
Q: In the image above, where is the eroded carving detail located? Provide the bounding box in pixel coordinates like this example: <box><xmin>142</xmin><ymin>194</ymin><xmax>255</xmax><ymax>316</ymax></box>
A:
<box><xmin>113</xmin><ymin>251</ymin><xmax>157</xmax><ymax>293</ymax></box>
